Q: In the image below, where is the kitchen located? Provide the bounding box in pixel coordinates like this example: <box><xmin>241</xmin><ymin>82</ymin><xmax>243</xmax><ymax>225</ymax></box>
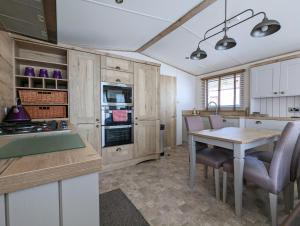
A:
<box><xmin>1</xmin><ymin>0</ymin><xmax>300</xmax><ymax>226</ymax></box>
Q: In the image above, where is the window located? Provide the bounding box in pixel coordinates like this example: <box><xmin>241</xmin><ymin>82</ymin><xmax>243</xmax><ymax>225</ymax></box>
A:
<box><xmin>203</xmin><ymin>71</ymin><xmax>244</xmax><ymax>110</ymax></box>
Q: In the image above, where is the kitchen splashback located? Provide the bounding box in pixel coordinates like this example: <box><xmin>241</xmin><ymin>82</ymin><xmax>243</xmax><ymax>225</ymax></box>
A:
<box><xmin>251</xmin><ymin>96</ymin><xmax>300</xmax><ymax>117</ymax></box>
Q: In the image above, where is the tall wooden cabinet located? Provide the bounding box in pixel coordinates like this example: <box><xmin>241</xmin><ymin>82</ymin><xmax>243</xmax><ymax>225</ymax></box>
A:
<box><xmin>134</xmin><ymin>63</ymin><xmax>160</xmax><ymax>157</ymax></box>
<box><xmin>69</xmin><ymin>50</ymin><xmax>100</xmax><ymax>152</ymax></box>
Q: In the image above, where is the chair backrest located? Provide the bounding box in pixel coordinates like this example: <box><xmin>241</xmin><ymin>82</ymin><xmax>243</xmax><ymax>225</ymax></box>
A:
<box><xmin>209</xmin><ymin>115</ymin><xmax>224</xmax><ymax>129</ymax></box>
<box><xmin>184</xmin><ymin>116</ymin><xmax>204</xmax><ymax>132</ymax></box>
<box><xmin>269</xmin><ymin>122</ymin><xmax>300</xmax><ymax>193</ymax></box>
<box><xmin>290</xmin><ymin>134</ymin><xmax>300</xmax><ymax>181</ymax></box>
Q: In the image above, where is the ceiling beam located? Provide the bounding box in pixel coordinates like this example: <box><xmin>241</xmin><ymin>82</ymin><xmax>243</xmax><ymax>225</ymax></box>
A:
<box><xmin>136</xmin><ymin>0</ymin><xmax>216</xmax><ymax>52</ymax></box>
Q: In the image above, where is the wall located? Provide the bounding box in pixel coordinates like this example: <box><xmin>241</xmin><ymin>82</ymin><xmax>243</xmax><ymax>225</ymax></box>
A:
<box><xmin>99</xmin><ymin>51</ymin><xmax>198</xmax><ymax>145</ymax></box>
<box><xmin>0</xmin><ymin>31</ymin><xmax>13</xmax><ymax>121</ymax></box>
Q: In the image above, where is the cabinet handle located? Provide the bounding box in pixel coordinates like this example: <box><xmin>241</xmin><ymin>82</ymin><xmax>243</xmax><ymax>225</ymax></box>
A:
<box><xmin>115</xmin><ymin>66</ymin><xmax>121</xmax><ymax>70</ymax></box>
<box><xmin>96</xmin><ymin>118</ymin><xmax>100</xmax><ymax>122</ymax></box>
<box><xmin>116</xmin><ymin>148</ymin><xmax>122</xmax><ymax>152</ymax></box>
<box><xmin>255</xmin><ymin>121</ymin><xmax>262</xmax><ymax>125</ymax></box>
<box><xmin>273</xmin><ymin>92</ymin><xmax>278</xmax><ymax>95</ymax></box>
<box><xmin>280</xmin><ymin>91</ymin><xmax>285</xmax><ymax>94</ymax></box>
<box><xmin>135</xmin><ymin>123</ymin><xmax>138</xmax><ymax>125</ymax></box>
<box><xmin>96</xmin><ymin>125</ymin><xmax>99</xmax><ymax>128</ymax></box>
<box><xmin>116</xmin><ymin>78</ymin><xmax>121</xmax><ymax>82</ymax></box>
<box><xmin>135</xmin><ymin>117</ymin><xmax>138</xmax><ymax>120</ymax></box>
<box><xmin>222</xmin><ymin>119</ymin><xmax>227</xmax><ymax>122</ymax></box>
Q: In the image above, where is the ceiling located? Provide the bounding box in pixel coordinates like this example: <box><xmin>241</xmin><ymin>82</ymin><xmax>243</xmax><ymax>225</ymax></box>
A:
<box><xmin>57</xmin><ymin>0</ymin><xmax>300</xmax><ymax>75</ymax></box>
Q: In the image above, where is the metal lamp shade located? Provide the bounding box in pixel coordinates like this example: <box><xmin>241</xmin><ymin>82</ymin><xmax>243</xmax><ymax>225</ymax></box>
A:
<box><xmin>251</xmin><ymin>17</ymin><xmax>281</xmax><ymax>37</ymax></box>
<box><xmin>215</xmin><ymin>35</ymin><xmax>236</xmax><ymax>50</ymax></box>
<box><xmin>190</xmin><ymin>47</ymin><xmax>207</xmax><ymax>60</ymax></box>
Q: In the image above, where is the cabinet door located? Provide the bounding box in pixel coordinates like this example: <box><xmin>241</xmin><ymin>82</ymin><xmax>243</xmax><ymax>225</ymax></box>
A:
<box><xmin>134</xmin><ymin>120</ymin><xmax>159</xmax><ymax>158</ymax></box>
<box><xmin>69</xmin><ymin>50</ymin><xmax>100</xmax><ymax>124</ymax></box>
<box><xmin>76</xmin><ymin>123</ymin><xmax>100</xmax><ymax>152</ymax></box>
<box><xmin>223</xmin><ymin>118</ymin><xmax>239</xmax><ymax>127</ymax></box>
<box><xmin>8</xmin><ymin>182</ymin><xmax>60</xmax><ymax>226</ymax></box>
<box><xmin>61</xmin><ymin>174</ymin><xmax>99</xmax><ymax>226</ymax></box>
<box><xmin>250</xmin><ymin>63</ymin><xmax>280</xmax><ymax>98</ymax></box>
<box><xmin>134</xmin><ymin>63</ymin><xmax>160</xmax><ymax>120</ymax></box>
<box><xmin>280</xmin><ymin>58</ymin><xmax>300</xmax><ymax>96</ymax></box>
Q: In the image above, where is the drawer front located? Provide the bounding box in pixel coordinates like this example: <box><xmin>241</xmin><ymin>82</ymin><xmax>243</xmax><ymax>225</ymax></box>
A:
<box><xmin>102</xmin><ymin>144</ymin><xmax>133</xmax><ymax>165</ymax></box>
<box><xmin>101</xmin><ymin>69</ymin><xmax>133</xmax><ymax>84</ymax></box>
<box><xmin>223</xmin><ymin>118</ymin><xmax>239</xmax><ymax>127</ymax></box>
<box><xmin>101</xmin><ymin>56</ymin><xmax>133</xmax><ymax>73</ymax></box>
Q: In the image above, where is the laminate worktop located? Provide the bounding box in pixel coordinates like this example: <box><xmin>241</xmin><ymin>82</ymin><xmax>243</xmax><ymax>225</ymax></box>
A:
<box><xmin>0</xmin><ymin>132</ymin><xmax>102</xmax><ymax>195</ymax></box>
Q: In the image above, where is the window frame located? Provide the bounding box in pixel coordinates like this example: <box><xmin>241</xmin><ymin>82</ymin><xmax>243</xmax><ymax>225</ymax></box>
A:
<box><xmin>203</xmin><ymin>70</ymin><xmax>245</xmax><ymax>111</ymax></box>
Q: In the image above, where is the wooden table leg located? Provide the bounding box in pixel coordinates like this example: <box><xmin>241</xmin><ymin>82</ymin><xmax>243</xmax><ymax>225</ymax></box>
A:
<box><xmin>233</xmin><ymin>143</ymin><xmax>245</xmax><ymax>217</ymax></box>
<box><xmin>188</xmin><ymin>135</ymin><xmax>196</xmax><ymax>189</ymax></box>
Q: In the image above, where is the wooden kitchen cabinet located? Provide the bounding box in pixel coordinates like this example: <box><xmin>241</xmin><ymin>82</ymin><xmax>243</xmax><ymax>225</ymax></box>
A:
<box><xmin>134</xmin><ymin>120</ymin><xmax>160</xmax><ymax>158</ymax></box>
<box><xmin>76</xmin><ymin>123</ymin><xmax>100</xmax><ymax>153</ymax></box>
<box><xmin>69</xmin><ymin>50</ymin><xmax>100</xmax><ymax>124</ymax></box>
<box><xmin>101</xmin><ymin>69</ymin><xmax>133</xmax><ymax>84</ymax></box>
<box><xmin>134</xmin><ymin>63</ymin><xmax>160</xmax><ymax>121</ymax></box>
<box><xmin>102</xmin><ymin>144</ymin><xmax>134</xmax><ymax>165</ymax></box>
<box><xmin>101</xmin><ymin>56</ymin><xmax>133</xmax><ymax>73</ymax></box>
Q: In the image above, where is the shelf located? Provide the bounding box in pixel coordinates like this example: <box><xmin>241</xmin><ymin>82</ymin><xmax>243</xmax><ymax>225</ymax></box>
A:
<box><xmin>15</xmin><ymin>57</ymin><xmax>68</xmax><ymax>68</ymax></box>
<box><xmin>16</xmin><ymin>87</ymin><xmax>68</xmax><ymax>92</ymax></box>
<box><xmin>16</xmin><ymin>75</ymin><xmax>68</xmax><ymax>82</ymax></box>
<box><xmin>22</xmin><ymin>103</ymin><xmax>69</xmax><ymax>106</ymax></box>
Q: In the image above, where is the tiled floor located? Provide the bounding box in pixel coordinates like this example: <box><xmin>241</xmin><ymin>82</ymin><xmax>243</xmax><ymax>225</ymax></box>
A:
<box><xmin>100</xmin><ymin>146</ymin><xmax>291</xmax><ymax>226</ymax></box>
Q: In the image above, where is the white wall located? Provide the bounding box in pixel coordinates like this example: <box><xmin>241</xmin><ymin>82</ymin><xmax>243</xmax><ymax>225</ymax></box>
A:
<box><xmin>99</xmin><ymin>51</ymin><xmax>197</xmax><ymax>145</ymax></box>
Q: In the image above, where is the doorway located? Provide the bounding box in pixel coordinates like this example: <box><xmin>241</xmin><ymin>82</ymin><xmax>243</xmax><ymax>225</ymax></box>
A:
<box><xmin>160</xmin><ymin>75</ymin><xmax>177</xmax><ymax>148</ymax></box>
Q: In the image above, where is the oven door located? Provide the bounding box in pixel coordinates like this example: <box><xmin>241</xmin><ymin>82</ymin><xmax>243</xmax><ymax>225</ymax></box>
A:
<box><xmin>101</xmin><ymin>125</ymin><xmax>133</xmax><ymax>148</ymax></box>
<box><xmin>101</xmin><ymin>106</ymin><xmax>133</xmax><ymax>126</ymax></box>
<box><xmin>101</xmin><ymin>82</ymin><xmax>133</xmax><ymax>106</ymax></box>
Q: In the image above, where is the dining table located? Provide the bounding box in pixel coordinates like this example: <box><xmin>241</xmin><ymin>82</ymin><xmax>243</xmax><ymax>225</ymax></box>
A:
<box><xmin>188</xmin><ymin>127</ymin><xmax>281</xmax><ymax>217</ymax></box>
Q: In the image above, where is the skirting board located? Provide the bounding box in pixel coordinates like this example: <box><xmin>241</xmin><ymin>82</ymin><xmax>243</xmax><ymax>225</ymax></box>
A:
<box><xmin>101</xmin><ymin>154</ymin><xmax>160</xmax><ymax>172</ymax></box>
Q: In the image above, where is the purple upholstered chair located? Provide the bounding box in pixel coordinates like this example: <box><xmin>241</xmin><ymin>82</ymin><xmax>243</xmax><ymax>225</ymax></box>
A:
<box><xmin>185</xmin><ymin>116</ymin><xmax>232</xmax><ymax>200</ymax></box>
<box><xmin>208</xmin><ymin>115</ymin><xmax>224</xmax><ymax>129</ymax></box>
<box><xmin>223</xmin><ymin>122</ymin><xmax>300</xmax><ymax>226</ymax></box>
<box><xmin>282</xmin><ymin>201</ymin><xmax>300</xmax><ymax>226</ymax></box>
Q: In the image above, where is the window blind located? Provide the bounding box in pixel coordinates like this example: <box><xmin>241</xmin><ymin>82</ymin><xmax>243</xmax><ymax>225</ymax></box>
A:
<box><xmin>201</xmin><ymin>70</ymin><xmax>246</xmax><ymax>110</ymax></box>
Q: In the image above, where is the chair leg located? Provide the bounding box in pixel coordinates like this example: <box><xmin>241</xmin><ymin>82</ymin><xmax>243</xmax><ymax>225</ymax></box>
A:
<box><xmin>283</xmin><ymin>183</ymin><xmax>294</xmax><ymax>213</ymax></box>
<box><xmin>204</xmin><ymin>165</ymin><xmax>208</xmax><ymax>179</ymax></box>
<box><xmin>269</xmin><ymin>193</ymin><xmax>278</xmax><ymax>226</ymax></box>
<box><xmin>223</xmin><ymin>171</ymin><xmax>227</xmax><ymax>203</ymax></box>
<box><xmin>214</xmin><ymin>169</ymin><xmax>220</xmax><ymax>201</ymax></box>
<box><xmin>297</xmin><ymin>178</ymin><xmax>300</xmax><ymax>199</ymax></box>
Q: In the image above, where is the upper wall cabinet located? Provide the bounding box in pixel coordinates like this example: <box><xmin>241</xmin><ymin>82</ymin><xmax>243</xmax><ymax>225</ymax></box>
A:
<box><xmin>101</xmin><ymin>56</ymin><xmax>133</xmax><ymax>73</ymax></box>
<box><xmin>134</xmin><ymin>63</ymin><xmax>160</xmax><ymax>121</ymax></box>
<box><xmin>69</xmin><ymin>50</ymin><xmax>100</xmax><ymax>124</ymax></box>
<box><xmin>250</xmin><ymin>58</ymin><xmax>300</xmax><ymax>98</ymax></box>
<box><xmin>251</xmin><ymin>63</ymin><xmax>280</xmax><ymax>98</ymax></box>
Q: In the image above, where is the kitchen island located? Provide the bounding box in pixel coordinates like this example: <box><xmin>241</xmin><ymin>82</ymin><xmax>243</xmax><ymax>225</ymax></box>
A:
<box><xmin>0</xmin><ymin>132</ymin><xmax>101</xmax><ymax>226</ymax></box>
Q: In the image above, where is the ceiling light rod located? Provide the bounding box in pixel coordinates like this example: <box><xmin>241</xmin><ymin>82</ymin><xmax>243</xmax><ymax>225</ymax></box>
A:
<box><xmin>197</xmin><ymin>10</ymin><xmax>267</xmax><ymax>47</ymax></box>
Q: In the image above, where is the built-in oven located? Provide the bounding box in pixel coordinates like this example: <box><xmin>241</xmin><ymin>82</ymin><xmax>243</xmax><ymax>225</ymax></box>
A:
<box><xmin>101</xmin><ymin>82</ymin><xmax>133</xmax><ymax>106</ymax></box>
<box><xmin>101</xmin><ymin>105</ymin><xmax>133</xmax><ymax>126</ymax></box>
<box><xmin>101</xmin><ymin>105</ymin><xmax>134</xmax><ymax>148</ymax></box>
<box><xmin>101</xmin><ymin>125</ymin><xmax>133</xmax><ymax>148</ymax></box>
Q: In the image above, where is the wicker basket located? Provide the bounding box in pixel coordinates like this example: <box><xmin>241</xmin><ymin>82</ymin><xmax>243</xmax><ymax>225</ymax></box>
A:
<box><xmin>25</xmin><ymin>106</ymin><xmax>67</xmax><ymax>119</ymax></box>
<box><xmin>19</xmin><ymin>90</ymin><xmax>68</xmax><ymax>105</ymax></box>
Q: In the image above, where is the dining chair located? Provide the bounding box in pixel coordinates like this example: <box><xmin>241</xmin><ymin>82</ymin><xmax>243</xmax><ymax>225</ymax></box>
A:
<box><xmin>208</xmin><ymin>115</ymin><xmax>224</xmax><ymax>129</ymax></box>
<box><xmin>185</xmin><ymin>116</ymin><xmax>232</xmax><ymax>200</ymax></box>
<box><xmin>282</xmin><ymin>201</ymin><xmax>300</xmax><ymax>226</ymax></box>
<box><xmin>223</xmin><ymin>122</ymin><xmax>300</xmax><ymax>226</ymax></box>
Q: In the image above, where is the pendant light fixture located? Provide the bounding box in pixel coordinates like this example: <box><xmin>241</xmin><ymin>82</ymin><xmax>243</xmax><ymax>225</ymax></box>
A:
<box><xmin>190</xmin><ymin>0</ymin><xmax>281</xmax><ymax>60</ymax></box>
<box><xmin>190</xmin><ymin>47</ymin><xmax>207</xmax><ymax>60</ymax></box>
<box><xmin>215</xmin><ymin>0</ymin><xmax>236</xmax><ymax>50</ymax></box>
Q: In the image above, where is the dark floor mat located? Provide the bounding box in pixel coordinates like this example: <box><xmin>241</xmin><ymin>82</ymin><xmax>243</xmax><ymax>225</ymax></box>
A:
<box><xmin>100</xmin><ymin>189</ymin><xmax>150</xmax><ymax>226</ymax></box>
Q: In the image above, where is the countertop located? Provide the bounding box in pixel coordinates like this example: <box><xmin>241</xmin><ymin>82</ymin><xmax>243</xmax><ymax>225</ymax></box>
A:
<box><xmin>182</xmin><ymin>111</ymin><xmax>300</xmax><ymax>121</ymax></box>
<box><xmin>0</xmin><ymin>131</ymin><xmax>102</xmax><ymax>195</ymax></box>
